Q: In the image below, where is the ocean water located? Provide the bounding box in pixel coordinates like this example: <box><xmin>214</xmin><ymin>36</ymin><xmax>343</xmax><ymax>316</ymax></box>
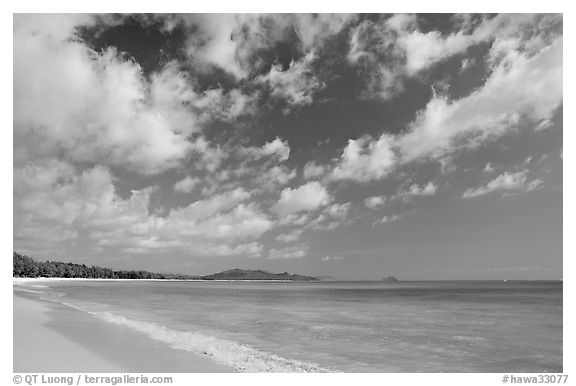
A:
<box><xmin>18</xmin><ymin>280</ymin><xmax>562</xmax><ymax>372</ymax></box>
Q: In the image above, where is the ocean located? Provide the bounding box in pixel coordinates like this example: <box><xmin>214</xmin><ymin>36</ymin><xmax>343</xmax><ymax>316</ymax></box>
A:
<box><xmin>17</xmin><ymin>280</ymin><xmax>562</xmax><ymax>372</ymax></box>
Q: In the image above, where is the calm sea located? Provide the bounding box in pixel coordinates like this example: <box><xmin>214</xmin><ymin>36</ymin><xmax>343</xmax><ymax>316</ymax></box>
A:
<box><xmin>18</xmin><ymin>280</ymin><xmax>562</xmax><ymax>372</ymax></box>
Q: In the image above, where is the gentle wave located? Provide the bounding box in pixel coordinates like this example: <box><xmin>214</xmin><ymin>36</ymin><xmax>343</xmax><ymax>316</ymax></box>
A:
<box><xmin>54</xmin><ymin>299</ymin><xmax>334</xmax><ymax>373</ymax></box>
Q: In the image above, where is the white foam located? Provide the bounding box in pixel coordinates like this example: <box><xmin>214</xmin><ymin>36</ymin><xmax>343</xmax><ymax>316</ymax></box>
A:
<box><xmin>54</xmin><ymin>300</ymin><xmax>334</xmax><ymax>373</ymax></box>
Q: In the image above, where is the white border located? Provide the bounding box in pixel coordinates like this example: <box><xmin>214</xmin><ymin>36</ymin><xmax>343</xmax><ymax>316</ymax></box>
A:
<box><xmin>3</xmin><ymin>3</ymin><xmax>573</xmax><ymax>385</ymax></box>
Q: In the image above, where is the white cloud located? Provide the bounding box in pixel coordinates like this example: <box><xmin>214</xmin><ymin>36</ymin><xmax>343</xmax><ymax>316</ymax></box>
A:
<box><xmin>271</xmin><ymin>181</ymin><xmax>332</xmax><ymax>216</ymax></box>
<box><xmin>14</xmin><ymin>160</ymin><xmax>273</xmax><ymax>258</ymax></box>
<box><xmin>347</xmin><ymin>19</ymin><xmax>406</xmax><ymax>100</ymax></box>
<box><xmin>292</xmin><ymin>14</ymin><xmax>356</xmax><ymax>51</ymax></box>
<box><xmin>179</xmin><ymin>14</ymin><xmax>352</xmax><ymax>79</ymax></box>
<box><xmin>182</xmin><ymin>14</ymin><xmax>258</xmax><ymax>79</ymax></box>
<box><xmin>256</xmin><ymin>51</ymin><xmax>324</xmax><ymax>111</ymax></box>
<box><xmin>14</xmin><ymin>19</ymin><xmax>197</xmax><ymax>174</ymax></box>
<box><xmin>268</xmin><ymin>244</ymin><xmax>309</xmax><ymax>260</ymax></box>
<box><xmin>462</xmin><ymin>170</ymin><xmax>543</xmax><ymax>198</ymax></box>
<box><xmin>275</xmin><ymin>229</ymin><xmax>303</xmax><ymax>243</ymax></box>
<box><xmin>168</xmin><ymin>188</ymin><xmax>251</xmax><ymax>222</ymax></box>
<box><xmin>397</xmin><ymin>37</ymin><xmax>562</xmax><ymax>161</ymax></box>
<box><xmin>330</xmin><ymin>134</ymin><xmax>397</xmax><ymax>183</ymax></box>
<box><xmin>395</xmin><ymin>25</ymin><xmax>475</xmax><ymax>76</ymax></box>
<box><xmin>379</xmin><ymin>213</ymin><xmax>408</xmax><ymax>224</ymax></box>
<box><xmin>397</xmin><ymin>182</ymin><xmax>438</xmax><ymax>201</ymax></box>
<box><xmin>347</xmin><ymin>14</ymin><xmax>562</xmax><ymax>103</ymax></box>
<box><xmin>325</xmin><ymin>202</ymin><xmax>351</xmax><ymax>218</ymax></box>
<box><xmin>197</xmin><ymin>242</ymin><xmax>264</xmax><ymax>258</ymax></box>
<box><xmin>240</xmin><ymin>138</ymin><xmax>291</xmax><ymax>163</ymax></box>
<box><xmin>254</xmin><ymin>166</ymin><xmax>296</xmax><ymax>192</ymax></box>
<box><xmin>303</xmin><ymin>161</ymin><xmax>328</xmax><ymax>180</ymax></box>
<box><xmin>174</xmin><ymin>176</ymin><xmax>200</xmax><ymax>193</ymax></box>
<box><xmin>13</xmin><ymin>15</ymin><xmax>258</xmax><ymax>176</ymax></box>
<box><xmin>483</xmin><ymin>163</ymin><xmax>495</xmax><ymax>173</ymax></box>
<box><xmin>321</xmin><ymin>255</ymin><xmax>343</xmax><ymax>262</ymax></box>
<box><xmin>364</xmin><ymin>196</ymin><xmax>387</xmax><ymax>209</ymax></box>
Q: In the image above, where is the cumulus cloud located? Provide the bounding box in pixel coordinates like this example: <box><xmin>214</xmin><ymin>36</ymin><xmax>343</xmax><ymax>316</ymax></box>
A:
<box><xmin>364</xmin><ymin>196</ymin><xmax>387</xmax><ymax>209</ymax></box>
<box><xmin>462</xmin><ymin>170</ymin><xmax>543</xmax><ymax>198</ymax></box>
<box><xmin>240</xmin><ymin>137</ymin><xmax>291</xmax><ymax>163</ymax></box>
<box><xmin>292</xmin><ymin>14</ymin><xmax>356</xmax><ymax>50</ymax></box>
<box><xmin>14</xmin><ymin>15</ymin><xmax>258</xmax><ymax>176</ymax></box>
<box><xmin>347</xmin><ymin>18</ymin><xmax>406</xmax><ymax>100</ymax></box>
<box><xmin>14</xmin><ymin>19</ymin><xmax>195</xmax><ymax>174</ymax></box>
<box><xmin>393</xmin><ymin>18</ymin><xmax>475</xmax><ymax>75</ymax></box>
<box><xmin>271</xmin><ymin>181</ymin><xmax>332</xmax><ymax>216</ymax></box>
<box><xmin>14</xmin><ymin>160</ymin><xmax>273</xmax><ymax>257</ymax></box>
<box><xmin>347</xmin><ymin>14</ymin><xmax>562</xmax><ymax>102</ymax></box>
<box><xmin>330</xmin><ymin>134</ymin><xmax>397</xmax><ymax>182</ymax></box>
<box><xmin>174</xmin><ymin>176</ymin><xmax>200</xmax><ymax>193</ymax></box>
<box><xmin>302</xmin><ymin>162</ymin><xmax>328</xmax><ymax>180</ymax></box>
<box><xmin>254</xmin><ymin>166</ymin><xmax>296</xmax><ymax>192</ymax></box>
<box><xmin>483</xmin><ymin>163</ymin><xmax>495</xmax><ymax>173</ymax></box>
<box><xmin>325</xmin><ymin>202</ymin><xmax>351</xmax><ymax>219</ymax></box>
<box><xmin>395</xmin><ymin>182</ymin><xmax>438</xmax><ymax>202</ymax></box>
<box><xmin>275</xmin><ymin>229</ymin><xmax>303</xmax><ymax>243</ymax></box>
<box><xmin>181</xmin><ymin>14</ymin><xmax>264</xmax><ymax>79</ymax></box>
<box><xmin>398</xmin><ymin>38</ymin><xmax>562</xmax><ymax>161</ymax></box>
<box><xmin>175</xmin><ymin>14</ymin><xmax>352</xmax><ymax>79</ymax></box>
<box><xmin>379</xmin><ymin>213</ymin><xmax>407</xmax><ymax>224</ymax></box>
<box><xmin>268</xmin><ymin>244</ymin><xmax>309</xmax><ymax>260</ymax></box>
<box><xmin>256</xmin><ymin>51</ymin><xmax>325</xmax><ymax>111</ymax></box>
<box><xmin>321</xmin><ymin>255</ymin><xmax>343</xmax><ymax>262</ymax></box>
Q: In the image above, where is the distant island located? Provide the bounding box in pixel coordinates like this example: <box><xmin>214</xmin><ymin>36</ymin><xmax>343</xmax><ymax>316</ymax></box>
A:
<box><xmin>201</xmin><ymin>268</ymin><xmax>317</xmax><ymax>281</ymax></box>
<box><xmin>13</xmin><ymin>252</ymin><xmax>318</xmax><ymax>281</ymax></box>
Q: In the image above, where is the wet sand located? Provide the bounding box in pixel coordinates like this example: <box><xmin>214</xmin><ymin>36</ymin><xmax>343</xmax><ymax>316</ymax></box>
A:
<box><xmin>13</xmin><ymin>289</ymin><xmax>235</xmax><ymax>372</ymax></box>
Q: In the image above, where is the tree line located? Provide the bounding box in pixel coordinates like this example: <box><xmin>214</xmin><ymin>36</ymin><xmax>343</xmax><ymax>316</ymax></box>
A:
<box><xmin>13</xmin><ymin>251</ymin><xmax>197</xmax><ymax>280</ymax></box>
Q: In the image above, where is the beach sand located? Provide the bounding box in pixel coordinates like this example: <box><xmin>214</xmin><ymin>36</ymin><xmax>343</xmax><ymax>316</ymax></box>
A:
<box><xmin>13</xmin><ymin>289</ymin><xmax>235</xmax><ymax>373</ymax></box>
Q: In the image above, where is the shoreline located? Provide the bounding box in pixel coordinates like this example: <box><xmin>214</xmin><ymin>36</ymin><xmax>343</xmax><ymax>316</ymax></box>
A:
<box><xmin>13</xmin><ymin>289</ymin><xmax>236</xmax><ymax>373</ymax></box>
<box><xmin>13</xmin><ymin>277</ymin><xmax>305</xmax><ymax>283</ymax></box>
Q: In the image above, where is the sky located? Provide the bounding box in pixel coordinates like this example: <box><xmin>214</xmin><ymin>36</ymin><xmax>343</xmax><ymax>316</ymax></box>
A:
<box><xmin>13</xmin><ymin>13</ymin><xmax>563</xmax><ymax>280</ymax></box>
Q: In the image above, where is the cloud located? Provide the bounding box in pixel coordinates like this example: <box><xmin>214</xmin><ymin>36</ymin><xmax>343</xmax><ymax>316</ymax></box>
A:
<box><xmin>271</xmin><ymin>181</ymin><xmax>332</xmax><ymax>216</ymax></box>
<box><xmin>268</xmin><ymin>244</ymin><xmax>309</xmax><ymax>260</ymax></box>
<box><xmin>240</xmin><ymin>137</ymin><xmax>291</xmax><ymax>163</ymax></box>
<box><xmin>347</xmin><ymin>18</ymin><xmax>406</xmax><ymax>100</ymax></box>
<box><xmin>462</xmin><ymin>170</ymin><xmax>543</xmax><ymax>198</ymax></box>
<box><xmin>197</xmin><ymin>242</ymin><xmax>264</xmax><ymax>258</ymax></box>
<box><xmin>347</xmin><ymin>14</ymin><xmax>562</xmax><ymax>102</ymax></box>
<box><xmin>181</xmin><ymin>14</ymin><xmax>263</xmax><ymax>79</ymax></box>
<box><xmin>168</xmin><ymin>188</ymin><xmax>251</xmax><ymax>222</ymax></box>
<box><xmin>255</xmin><ymin>51</ymin><xmax>325</xmax><ymax>111</ymax></box>
<box><xmin>176</xmin><ymin>14</ymin><xmax>353</xmax><ymax>79</ymax></box>
<box><xmin>483</xmin><ymin>163</ymin><xmax>495</xmax><ymax>173</ymax></box>
<box><xmin>302</xmin><ymin>162</ymin><xmax>328</xmax><ymax>180</ymax></box>
<box><xmin>364</xmin><ymin>196</ymin><xmax>387</xmax><ymax>209</ymax></box>
<box><xmin>321</xmin><ymin>255</ymin><xmax>343</xmax><ymax>262</ymax></box>
<box><xmin>14</xmin><ymin>18</ymin><xmax>197</xmax><ymax>175</ymax></box>
<box><xmin>325</xmin><ymin>203</ymin><xmax>351</xmax><ymax>219</ymax></box>
<box><xmin>393</xmin><ymin>19</ymin><xmax>475</xmax><ymax>76</ymax></box>
<box><xmin>174</xmin><ymin>176</ymin><xmax>200</xmax><ymax>193</ymax></box>
<box><xmin>14</xmin><ymin>15</ymin><xmax>258</xmax><ymax>176</ymax></box>
<box><xmin>292</xmin><ymin>14</ymin><xmax>356</xmax><ymax>50</ymax></box>
<box><xmin>397</xmin><ymin>36</ymin><xmax>562</xmax><ymax>161</ymax></box>
<box><xmin>14</xmin><ymin>160</ymin><xmax>273</xmax><ymax>257</ymax></box>
<box><xmin>330</xmin><ymin>134</ymin><xmax>397</xmax><ymax>182</ymax></box>
<box><xmin>379</xmin><ymin>213</ymin><xmax>408</xmax><ymax>224</ymax></box>
<box><xmin>14</xmin><ymin>160</ymin><xmax>156</xmax><ymax>254</ymax></box>
<box><xmin>254</xmin><ymin>166</ymin><xmax>296</xmax><ymax>192</ymax></box>
<box><xmin>395</xmin><ymin>182</ymin><xmax>438</xmax><ymax>202</ymax></box>
<box><xmin>275</xmin><ymin>229</ymin><xmax>303</xmax><ymax>243</ymax></box>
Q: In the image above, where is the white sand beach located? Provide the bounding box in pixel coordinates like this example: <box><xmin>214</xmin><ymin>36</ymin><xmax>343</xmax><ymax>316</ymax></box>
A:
<box><xmin>13</xmin><ymin>286</ymin><xmax>235</xmax><ymax>373</ymax></box>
